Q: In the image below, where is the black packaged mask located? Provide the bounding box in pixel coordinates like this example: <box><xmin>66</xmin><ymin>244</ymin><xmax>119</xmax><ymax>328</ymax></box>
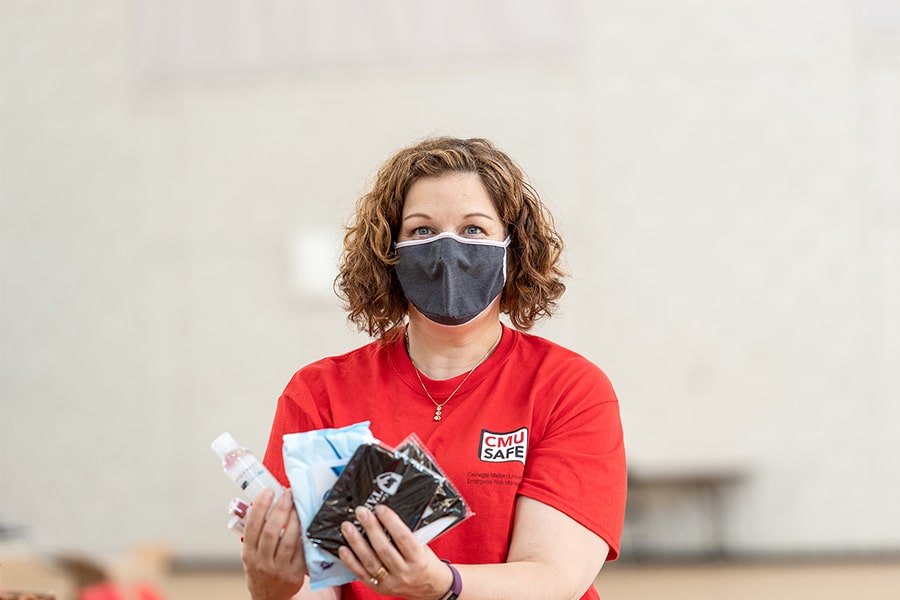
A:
<box><xmin>305</xmin><ymin>443</ymin><xmax>440</xmax><ymax>558</ymax></box>
<box><xmin>394</xmin><ymin>232</ymin><xmax>510</xmax><ymax>326</ymax></box>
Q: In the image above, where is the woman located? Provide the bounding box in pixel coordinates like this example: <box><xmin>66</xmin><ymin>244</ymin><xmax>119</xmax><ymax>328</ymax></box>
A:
<box><xmin>241</xmin><ymin>137</ymin><xmax>627</xmax><ymax>600</ymax></box>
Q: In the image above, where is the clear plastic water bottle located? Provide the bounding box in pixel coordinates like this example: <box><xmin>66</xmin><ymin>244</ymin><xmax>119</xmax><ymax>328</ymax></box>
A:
<box><xmin>211</xmin><ymin>432</ymin><xmax>284</xmax><ymax>503</ymax></box>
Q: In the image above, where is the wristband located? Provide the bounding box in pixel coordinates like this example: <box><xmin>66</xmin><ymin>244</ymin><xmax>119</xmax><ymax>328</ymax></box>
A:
<box><xmin>440</xmin><ymin>560</ymin><xmax>462</xmax><ymax>600</ymax></box>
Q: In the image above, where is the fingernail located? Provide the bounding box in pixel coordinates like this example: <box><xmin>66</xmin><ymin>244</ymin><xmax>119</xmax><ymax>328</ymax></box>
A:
<box><xmin>355</xmin><ymin>506</ymin><xmax>369</xmax><ymax>522</ymax></box>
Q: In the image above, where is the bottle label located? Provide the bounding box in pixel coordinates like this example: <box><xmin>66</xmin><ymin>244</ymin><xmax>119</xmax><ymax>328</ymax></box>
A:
<box><xmin>229</xmin><ymin>454</ymin><xmax>283</xmax><ymax>501</ymax></box>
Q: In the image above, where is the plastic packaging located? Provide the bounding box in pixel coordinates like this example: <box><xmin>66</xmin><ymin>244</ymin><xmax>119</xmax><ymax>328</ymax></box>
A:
<box><xmin>305</xmin><ymin>434</ymin><xmax>472</xmax><ymax>558</ymax></box>
<box><xmin>229</xmin><ymin>497</ymin><xmax>251</xmax><ymax>519</ymax></box>
<box><xmin>227</xmin><ymin>515</ymin><xmax>246</xmax><ymax>534</ymax></box>
<box><xmin>223</xmin><ymin>497</ymin><xmax>252</xmax><ymax>535</ymax></box>
<box><xmin>282</xmin><ymin>421</ymin><xmax>376</xmax><ymax>591</ymax></box>
<box><xmin>305</xmin><ymin>442</ymin><xmax>439</xmax><ymax>556</ymax></box>
<box><xmin>396</xmin><ymin>435</ymin><xmax>472</xmax><ymax>543</ymax></box>
<box><xmin>211</xmin><ymin>432</ymin><xmax>284</xmax><ymax>504</ymax></box>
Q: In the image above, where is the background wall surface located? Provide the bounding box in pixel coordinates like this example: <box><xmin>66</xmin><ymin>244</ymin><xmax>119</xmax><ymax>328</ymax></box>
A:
<box><xmin>1</xmin><ymin>0</ymin><xmax>898</xmax><ymax>561</ymax></box>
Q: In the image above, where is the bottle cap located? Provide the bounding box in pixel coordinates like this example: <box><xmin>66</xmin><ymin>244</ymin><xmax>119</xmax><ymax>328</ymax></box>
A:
<box><xmin>211</xmin><ymin>432</ymin><xmax>240</xmax><ymax>460</ymax></box>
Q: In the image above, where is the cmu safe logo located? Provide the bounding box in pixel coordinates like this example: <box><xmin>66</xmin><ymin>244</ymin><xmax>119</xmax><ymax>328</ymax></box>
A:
<box><xmin>479</xmin><ymin>427</ymin><xmax>528</xmax><ymax>464</ymax></box>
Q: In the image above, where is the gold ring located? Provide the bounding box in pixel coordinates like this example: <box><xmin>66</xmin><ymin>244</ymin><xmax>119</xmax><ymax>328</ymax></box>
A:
<box><xmin>369</xmin><ymin>566</ymin><xmax>388</xmax><ymax>585</ymax></box>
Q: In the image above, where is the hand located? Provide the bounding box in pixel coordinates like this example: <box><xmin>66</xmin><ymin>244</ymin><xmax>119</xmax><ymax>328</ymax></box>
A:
<box><xmin>241</xmin><ymin>489</ymin><xmax>307</xmax><ymax>600</ymax></box>
<box><xmin>337</xmin><ymin>505</ymin><xmax>453</xmax><ymax>600</ymax></box>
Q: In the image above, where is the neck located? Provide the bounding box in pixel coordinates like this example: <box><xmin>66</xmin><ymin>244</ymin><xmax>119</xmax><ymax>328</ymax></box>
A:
<box><xmin>405</xmin><ymin>308</ymin><xmax>503</xmax><ymax>380</ymax></box>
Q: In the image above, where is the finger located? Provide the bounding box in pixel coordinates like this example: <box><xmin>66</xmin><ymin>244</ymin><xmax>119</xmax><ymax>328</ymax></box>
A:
<box><xmin>338</xmin><ymin>513</ymin><xmax>393</xmax><ymax>584</ymax></box>
<box><xmin>257</xmin><ymin>490</ymin><xmax>293</xmax><ymax>558</ymax></box>
<box><xmin>276</xmin><ymin>498</ymin><xmax>303</xmax><ymax>566</ymax></box>
<box><xmin>242</xmin><ymin>489</ymin><xmax>276</xmax><ymax>551</ymax></box>
<box><xmin>336</xmin><ymin>542</ymin><xmax>389</xmax><ymax>591</ymax></box>
<box><xmin>352</xmin><ymin>506</ymin><xmax>404</xmax><ymax>569</ymax></box>
<box><xmin>339</xmin><ymin>516</ymin><xmax>376</xmax><ymax>566</ymax></box>
<box><xmin>337</xmin><ymin>544</ymin><xmax>369</xmax><ymax>582</ymax></box>
<box><xmin>371</xmin><ymin>504</ymin><xmax>421</xmax><ymax>562</ymax></box>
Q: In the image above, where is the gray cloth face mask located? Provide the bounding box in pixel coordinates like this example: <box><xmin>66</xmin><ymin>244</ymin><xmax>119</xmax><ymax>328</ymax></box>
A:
<box><xmin>394</xmin><ymin>232</ymin><xmax>511</xmax><ymax>326</ymax></box>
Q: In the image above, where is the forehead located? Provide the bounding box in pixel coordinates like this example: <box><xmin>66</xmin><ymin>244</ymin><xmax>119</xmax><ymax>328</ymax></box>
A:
<box><xmin>402</xmin><ymin>172</ymin><xmax>498</xmax><ymax>217</ymax></box>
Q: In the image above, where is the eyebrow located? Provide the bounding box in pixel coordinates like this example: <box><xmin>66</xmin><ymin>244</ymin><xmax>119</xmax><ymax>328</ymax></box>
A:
<box><xmin>402</xmin><ymin>212</ymin><xmax>497</xmax><ymax>221</ymax></box>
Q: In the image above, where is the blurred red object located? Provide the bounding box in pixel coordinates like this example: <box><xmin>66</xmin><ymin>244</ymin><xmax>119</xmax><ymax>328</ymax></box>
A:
<box><xmin>78</xmin><ymin>582</ymin><xmax>165</xmax><ymax>600</ymax></box>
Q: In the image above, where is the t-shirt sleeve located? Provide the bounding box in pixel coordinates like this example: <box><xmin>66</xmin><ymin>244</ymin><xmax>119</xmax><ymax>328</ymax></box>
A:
<box><xmin>262</xmin><ymin>368</ymin><xmax>332</xmax><ymax>487</ymax></box>
<box><xmin>517</xmin><ymin>357</ymin><xmax>627</xmax><ymax>560</ymax></box>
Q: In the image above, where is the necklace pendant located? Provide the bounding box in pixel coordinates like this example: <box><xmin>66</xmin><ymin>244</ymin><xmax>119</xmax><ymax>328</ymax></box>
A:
<box><xmin>434</xmin><ymin>405</ymin><xmax>443</xmax><ymax>421</ymax></box>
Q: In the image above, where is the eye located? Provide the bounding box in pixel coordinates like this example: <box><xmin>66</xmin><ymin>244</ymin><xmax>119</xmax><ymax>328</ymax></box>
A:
<box><xmin>462</xmin><ymin>225</ymin><xmax>484</xmax><ymax>236</ymax></box>
<box><xmin>411</xmin><ymin>226</ymin><xmax>433</xmax><ymax>237</ymax></box>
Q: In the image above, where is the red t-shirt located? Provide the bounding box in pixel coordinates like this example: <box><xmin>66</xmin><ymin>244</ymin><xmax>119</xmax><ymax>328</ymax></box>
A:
<box><xmin>263</xmin><ymin>325</ymin><xmax>626</xmax><ymax>600</ymax></box>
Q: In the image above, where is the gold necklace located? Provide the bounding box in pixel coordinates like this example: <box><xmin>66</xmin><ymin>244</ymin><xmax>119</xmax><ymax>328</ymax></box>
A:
<box><xmin>407</xmin><ymin>325</ymin><xmax>503</xmax><ymax>421</ymax></box>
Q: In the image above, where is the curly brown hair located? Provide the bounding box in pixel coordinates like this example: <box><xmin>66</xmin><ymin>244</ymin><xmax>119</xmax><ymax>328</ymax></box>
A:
<box><xmin>336</xmin><ymin>136</ymin><xmax>566</xmax><ymax>339</ymax></box>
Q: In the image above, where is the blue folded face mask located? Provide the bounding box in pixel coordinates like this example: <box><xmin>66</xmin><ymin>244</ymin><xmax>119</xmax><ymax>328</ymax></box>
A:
<box><xmin>282</xmin><ymin>422</ymin><xmax>375</xmax><ymax>591</ymax></box>
<box><xmin>394</xmin><ymin>232</ymin><xmax>511</xmax><ymax>326</ymax></box>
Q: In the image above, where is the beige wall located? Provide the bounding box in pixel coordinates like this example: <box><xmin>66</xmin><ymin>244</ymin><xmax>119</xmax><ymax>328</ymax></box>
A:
<box><xmin>1</xmin><ymin>1</ymin><xmax>897</xmax><ymax>560</ymax></box>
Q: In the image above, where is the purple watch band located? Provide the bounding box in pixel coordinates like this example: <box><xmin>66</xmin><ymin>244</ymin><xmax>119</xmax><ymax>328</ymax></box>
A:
<box><xmin>441</xmin><ymin>560</ymin><xmax>462</xmax><ymax>599</ymax></box>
